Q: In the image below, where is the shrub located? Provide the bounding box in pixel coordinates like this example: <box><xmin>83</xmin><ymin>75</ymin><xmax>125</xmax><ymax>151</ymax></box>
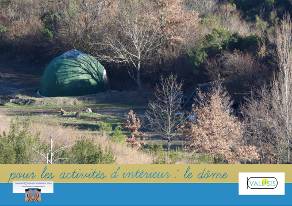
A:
<box><xmin>152</xmin><ymin>150</ymin><xmax>182</xmax><ymax>164</ymax></box>
<box><xmin>205</xmin><ymin>50</ymin><xmax>269</xmax><ymax>97</ymax></box>
<box><xmin>184</xmin><ymin>85</ymin><xmax>259</xmax><ymax>163</ymax></box>
<box><xmin>0</xmin><ymin>119</ymin><xmax>40</xmax><ymax>164</ymax></box>
<box><xmin>145</xmin><ymin>144</ymin><xmax>182</xmax><ymax>164</ymax></box>
<box><xmin>0</xmin><ymin>25</ymin><xmax>7</xmax><ymax>34</ymax></box>
<box><xmin>41</xmin><ymin>28</ymin><xmax>54</xmax><ymax>40</ymax></box>
<box><xmin>189</xmin><ymin>27</ymin><xmax>262</xmax><ymax>74</ymax></box>
<box><xmin>0</xmin><ymin>133</ymin><xmax>16</xmax><ymax>163</ymax></box>
<box><xmin>228</xmin><ymin>34</ymin><xmax>261</xmax><ymax>54</ymax></box>
<box><xmin>189</xmin><ymin>28</ymin><xmax>232</xmax><ymax>67</ymax></box>
<box><xmin>69</xmin><ymin>139</ymin><xmax>115</xmax><ymax>164</ymax></box>
<box><xmin>40</xmin><ymin>11</ymin><xmax>60</xmax><ymax>40</ymax></box>
<box><xmin>98</xmin><ymin>122</ymin><xmax>112</xmax><ymax>136</ymax></box>
<box><xmin>125</xmin><ymin>110</ymin><xmax>141</xmax><ymax>137</ymax></box>
<box><xmin>204</xmin><ymin>28</ymin><xmax>233</xmax><ymax>55</ymax></box>
<box><xmin>200</xmin><ymin>2</ymin><xmax>253</xmax><ymax>36</ymax></box>
<box><xmin>111</xmin><ymin>126</ymin><xmax>126</xmax><ymax>143</ymax></box>
<box><xmin>188</xmin><ymin>42</ymin><xmax>209</xmax><ymax>68</ymax></box>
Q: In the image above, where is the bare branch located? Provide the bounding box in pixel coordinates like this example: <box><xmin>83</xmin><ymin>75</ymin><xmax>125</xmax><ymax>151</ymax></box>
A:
<box><xmin>145</xmin><ymin>75</ymin><xmax>184</xmax><ymax>150</ymax></box>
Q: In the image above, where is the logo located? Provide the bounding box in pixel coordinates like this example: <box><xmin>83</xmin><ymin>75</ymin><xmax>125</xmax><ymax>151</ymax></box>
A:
<box><xmin>239</xmin><ymin>172</ymin><xmax>285</xmax><ymax>195</ymax></box>
<box><xmin>247</xmin><ymin>177</ymin><xmax>278</xmax><ymax>189</ymax></box>
<box><xmin>25</xmin><ymin>188</ymin><xmax>41</xmax><ymax>202</ymax></box>
<box><xmin>13</xmin><ymin>181</ymin><xmax>54</xmax><ymax>202</ymax></box>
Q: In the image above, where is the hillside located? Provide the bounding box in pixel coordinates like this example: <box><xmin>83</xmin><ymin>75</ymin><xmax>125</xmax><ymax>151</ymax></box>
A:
<box><xmin>1</xmin><ymin>0</ymin><xmax>292</xmax><ymax>164</ymax></box>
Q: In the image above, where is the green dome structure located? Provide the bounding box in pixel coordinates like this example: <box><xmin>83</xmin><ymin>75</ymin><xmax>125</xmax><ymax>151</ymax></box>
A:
<box><xmin>40</xmin><ymin>50</ymin><xmax>107</xmax><ymax>97</ymax></box>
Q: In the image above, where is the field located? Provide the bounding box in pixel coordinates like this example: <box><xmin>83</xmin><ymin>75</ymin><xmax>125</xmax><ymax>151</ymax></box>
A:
<box><xmin>0</xmin><ymin>69</ymin><xmax>210</xmax><ymax>164</ymax></box>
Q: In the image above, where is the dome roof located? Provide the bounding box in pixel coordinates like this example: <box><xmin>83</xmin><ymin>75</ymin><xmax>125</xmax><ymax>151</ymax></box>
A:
<box><xmin>40</xmin><ymin>50</ymin><xmax>107</xmax><ymax>97</ymax></box>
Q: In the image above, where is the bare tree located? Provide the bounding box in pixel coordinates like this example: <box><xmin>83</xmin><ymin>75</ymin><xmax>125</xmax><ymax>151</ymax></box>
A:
<box><xmin>96</xmin><ymin>0</ymin><xmax>199</xmax><ymax>90</ymax></box>
<box><xmin>243</xmin><ymin>15</ymin><xmax>292</xmax><ymax>163</ymax></box>
<box><xmin>154</xmin><ymin>0</ymin><xmax>199</xmax><ymax>56</ymax></box>
<box><xmin>57</xmin><ymin>0</ymin><xmax>114</xmax><ymax>52</ymax></box>
<box><xmin>243</xmin><ymin>89</ymin><xmax>286</xmax><ymax>163</ymax></box>
<box><xmin>272</xmin><ymin>14</ymin><xmax>292</xmax><ymax>162</ymax></box>
<box><xmin>97</xmin><ymin>0</ymin><xmax>163</xmax><ymax>90</ymax></box>
<box><xmin>145</xmin><ymin>75</ymin><xmax>184</xmax><ymax>150</ymax></box>
<box><xmin>33</xmin><ymin>136</ymin><xmax>72</xmax><ymax>164</ymax></box>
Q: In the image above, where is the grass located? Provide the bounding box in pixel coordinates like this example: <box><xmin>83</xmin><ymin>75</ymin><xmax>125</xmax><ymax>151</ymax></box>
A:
<box><xmin>0</xmin><ymin>103</ymin><xmax>214</xmax><ymax>164</ymax></box>
<box><xmin>8</xmin><ymin>111</ymin><xmax>124</xmax><ymax>133</ymax></box>
<box><xmin>2</xmin><ymin>100</ymin><xmax>133</xmax><ymax>145</ymax></box>
<box><xmin>0</xmin><ymin>73</ymin><xmax>196</xmax><ymax>163</ymax></box>
<box><xmin>0</xmin><ymin>94</ymin><xmax>211</xmax><ymax>164</ymax></box>
<box><xmin>143</xmin><ymin>143</ymin><xmax>214</xmax><ymax>164</ymax></box>
<box><xmin>2</xmin><ymin>95</ymin><xmax>142</xmax><ymax>135</ymax></box>
<box><xmin>3</xmin><ymin>102</ymin><xmax>144</xmax><ymax>125</ymax></box>
<box><xmin>3</xmin><ymin>102</ymin><xmax>138</xmax><ymax>110</ymax></box>
<box><xmin>0</xmin><ymin>113</ymin><xmax>153</xmax><ymax>164</ymax></box>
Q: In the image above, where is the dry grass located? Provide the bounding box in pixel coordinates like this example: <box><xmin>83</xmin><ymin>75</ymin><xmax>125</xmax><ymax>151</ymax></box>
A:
<box><xmin>32</xmin><ymin>96</ymin><xmax>83</xmax><ymax>107</ymax></box>
<box><xmin>0</xmin><ymin>113</ymin><xmax>10</xmax><ymax>133</ymax></box>
<box><xmin>99</xmin><ymin>136</ymin><xmax>153</xmax><ymax>164</ymax></box>
<box><xmin>0</xmin><ymin>113</ymin><xmax>153</xmax><ymax>164</ymax></box>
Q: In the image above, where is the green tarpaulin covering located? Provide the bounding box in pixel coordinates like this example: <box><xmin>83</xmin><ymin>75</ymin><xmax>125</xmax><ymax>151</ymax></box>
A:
<box><xmin>40</xmin><ymin>50</ymin><xmax>107</xmax><ymax>97</ymax></box>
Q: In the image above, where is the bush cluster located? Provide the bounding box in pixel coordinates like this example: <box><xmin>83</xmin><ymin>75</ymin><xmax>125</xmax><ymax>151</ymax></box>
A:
<box><xmin>189</xmin><ymin>28</ymin><xmax>261</xmax><ymax>69</ymax></box>
<box><xmin>0</xmin><ymin>119</ymin><xmax>39</xmax><ymax>163</ymax></box>
<box><xmin>69</xmin><ymin>139</ymin><xmax>115</xmax><ymax>164</ymax></box>
<box><xmin>0</xmin><ymin>119</ymin><xmax>116</xmax><ymax>164</ymax></box>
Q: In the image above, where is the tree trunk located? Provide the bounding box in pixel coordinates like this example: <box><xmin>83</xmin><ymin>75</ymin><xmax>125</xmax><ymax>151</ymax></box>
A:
<box><xmin>136</xmin><ymin>61</ymin><xmax>142</xmax><ymax>90</ymax></box>
<box><xmin>288</xmin><ymin>139</ymin><xmax>290</xmax><ymax>163</ymax></box>
<box><xmin>167</xmin><ymin>137</ymin><xmax>171</xmax><ymax>151</ymax></box>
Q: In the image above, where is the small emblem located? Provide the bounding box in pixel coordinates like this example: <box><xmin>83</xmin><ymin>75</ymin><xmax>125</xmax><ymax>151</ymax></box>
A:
<box><xmin>25</xmin><ymin>188</ymin><xmax>41</xmax><ymax>202</ymax></box>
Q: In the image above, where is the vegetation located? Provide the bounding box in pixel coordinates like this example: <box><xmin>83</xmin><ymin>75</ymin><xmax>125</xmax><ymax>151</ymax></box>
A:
<box><xmin>146</xmin><ymin>75</ymin><xmax>184</xmax><ymax>151</ymax></box>
<box><xmin>243</xmin><ymin>16</ymin><xmax>292</xmax><ymax>163</ymax></box>
<box><xmin>111</xmin><ymin>126</ymin><xmax>127</xmax><ymax>143</ymax></box>
<box><xmin>0</xmin><ymin>119</ymin><xmax>40</xmax><ymax>163</ymax></box>
<box><xmin>183</xmin><ymin>85</ymin><xmax>259</xmax><ymax>163</ymax></box>
<box><xmin>0</xmin><ymin>119</ymin><xmax>116</xmax><ymax>164</ymax></box>
<box><xmin>69</xmin><ymin>139</ymin><xmax>115</xmax><ymax>164</ymax></box>
<box><xmin>1</xmin><ymin>0</ymin><xmax>292</xmax><ymax>164</ymax></box>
